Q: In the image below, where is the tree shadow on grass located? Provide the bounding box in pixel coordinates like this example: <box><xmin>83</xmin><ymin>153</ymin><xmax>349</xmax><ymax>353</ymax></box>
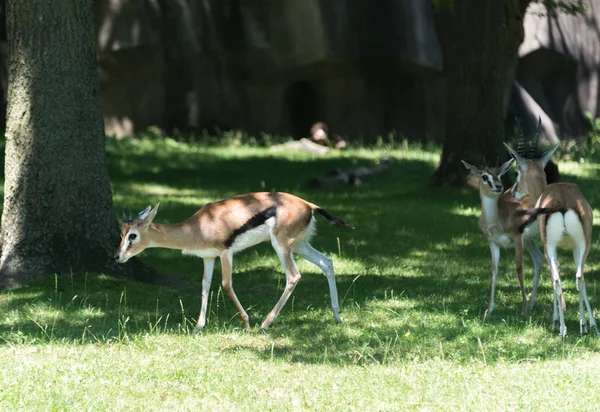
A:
<box><xmin>3</xmin><ymin>141</ymin><xmax>600</xmax><ymax>365</ymax></box>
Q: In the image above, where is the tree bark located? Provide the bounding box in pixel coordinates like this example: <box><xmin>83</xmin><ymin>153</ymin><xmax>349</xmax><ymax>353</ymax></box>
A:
<box><xmin>431</xmin><ymin>0</ymin><xmax>530</xmax><ymax>186</ymax></box>
<box><xmin>0</xmin><ymin>0</ymin><xmax>159</xmax><ymax>289</ymax></box>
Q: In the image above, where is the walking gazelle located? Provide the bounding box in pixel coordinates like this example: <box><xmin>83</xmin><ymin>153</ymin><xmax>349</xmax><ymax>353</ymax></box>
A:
<box><xmin>504</xmin><ymin>142</ymin><xmax>598</xmax><ymax>336</ymax></box>
<box><xmin>114</xmin><ymin>192</ymin><xmax>353</xmax><ymax>331</ymax></box>
<box><xmin>461</xmin><ymin>159</ymin><xmax>543</xmax><ymax>317</ymax></box>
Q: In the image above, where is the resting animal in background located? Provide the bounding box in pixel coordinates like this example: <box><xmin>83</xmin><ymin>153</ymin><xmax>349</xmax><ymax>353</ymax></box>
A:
<box><xmin>462</xmin><ymin>159</ymin><xmax>543</xmax><ymax>317</ymax></box>
<box><xmin>504</xmin><ymin>143</ymin><xmax>597</xmax><ymax>337</ymax></box>
<box><xmin>114</xmin><ymin>192</ymin><xmax>353</xmax><ymax>331</ymax></box>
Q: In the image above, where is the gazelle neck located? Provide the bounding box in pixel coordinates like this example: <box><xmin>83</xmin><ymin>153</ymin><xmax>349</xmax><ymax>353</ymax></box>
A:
<box><xmin>147</xmin><ymin>222</ymin><xmax>198</xmax><ymax>250</ymax></box>
<box><xmin>529</xmin><ymin>180</ymin><xmax>547</xmax><ymax>203</ymax></box>
<box><xmin>480</xmin><ymin>192</ymin><xmax>499</xmax><ymax>226</ymax></box>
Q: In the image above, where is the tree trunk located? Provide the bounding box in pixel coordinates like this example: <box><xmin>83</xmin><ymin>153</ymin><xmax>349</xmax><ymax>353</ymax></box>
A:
<box><xmin>0</xmin><ymin>0</ymin><xmax>159</xmax><ymax>289</ymax></box>
<box><xmin>431</xmin><ymin>0</ymin><xmax>529</xmax><ymax>186</ymax></box>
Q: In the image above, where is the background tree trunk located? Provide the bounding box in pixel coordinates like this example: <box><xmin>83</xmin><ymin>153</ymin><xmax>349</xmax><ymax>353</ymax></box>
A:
<box><xmin>0</xmin><ymin>0</ymin><xmax>158</xmax><ymax>289</ymax></box>
<box><xmin>431</xmin><ymin>0</ymin><xmax>529</xmax><ymax>186</ymax></box>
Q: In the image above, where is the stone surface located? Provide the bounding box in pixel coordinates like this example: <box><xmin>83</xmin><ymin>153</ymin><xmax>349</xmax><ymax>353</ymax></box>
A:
<box><xmin>515</xmin><ymin>1</ymin><xmax>600</xmax><ymax>141</ymax></box>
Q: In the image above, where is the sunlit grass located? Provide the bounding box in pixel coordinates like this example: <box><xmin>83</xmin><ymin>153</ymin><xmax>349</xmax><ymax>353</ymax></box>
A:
<box><xmin>2</xmin><ymin>137</ymin><xmax>600</xmax><ymax>409</ymax></box>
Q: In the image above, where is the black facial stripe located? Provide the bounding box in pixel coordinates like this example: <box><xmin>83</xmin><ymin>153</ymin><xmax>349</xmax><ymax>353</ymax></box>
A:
<box><xmin>225</xmin><ymin>206</ymin><xmax>277</xmax><ymax>248</ymax></box>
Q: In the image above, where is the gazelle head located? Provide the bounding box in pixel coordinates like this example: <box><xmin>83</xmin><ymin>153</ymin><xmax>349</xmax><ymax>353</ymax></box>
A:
<box><xmin>114</xmin><ymin>203</ymin><xmax>160</xmax><ymax>263</ymax></box>
<box><xmin>461</xmin><ymin>159</ymin><xmax>514</xmax><ymax>198</ymax></box>
<box><xmin>503</xmin><ymin>143</ymin><xmax>558</xmax><ymax>201</ymax></box>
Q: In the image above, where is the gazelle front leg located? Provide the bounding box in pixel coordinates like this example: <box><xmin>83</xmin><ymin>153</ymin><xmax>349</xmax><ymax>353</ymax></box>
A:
<box><xmin>524</xmin><ymin>236</ymin><xmax>543</xmax><ymax>311</ymax></box>
<box><xmin>194</xmin><ymin>258</ymin><xmax>215</xmax><ymax>332</ymax></box>
<box><xmin>220</xmin><ymin>250</ymin><xmax>250</xmax><ymax>329</ymax></box>
<box><xmin>485</xmin><ymin>241</ymin><xmax>501</xmax><ymax>319</ymax></box>
<box><xmin>513</xmin><ymin>237</ymin><xmax>528</xmax><ymax>315</ymax></box>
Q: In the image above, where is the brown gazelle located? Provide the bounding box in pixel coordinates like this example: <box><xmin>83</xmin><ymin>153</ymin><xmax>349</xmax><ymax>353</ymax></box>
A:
<box><xmin>504</xmin><ymin>143</ymin><xmax>597</xmax><ymax>337</ymax></box>
<box><xmin>114</xmin><ymin>192</ymin><xmax>353</xmax><ymax>331</ymax></box>
<box><xmin>462</xmin><ymin>159</ymin><xmax>544</xmax><ymax>317</ymax></box>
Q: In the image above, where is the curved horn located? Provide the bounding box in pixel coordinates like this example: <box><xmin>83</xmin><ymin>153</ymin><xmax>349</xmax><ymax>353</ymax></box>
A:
<box><xmin>122</xmin><ymin>209</ymin><xmax>127</xmax><ymax>223</ymax></box>
<box><xmin>529</xmin><ymin>116</ymin><xmax>542</xmax><ymax>159</ymax></box>
<box><xmin>515</xmin><ymin>118</ymin><xmax>526</xmax><ymax>157</ymax></box>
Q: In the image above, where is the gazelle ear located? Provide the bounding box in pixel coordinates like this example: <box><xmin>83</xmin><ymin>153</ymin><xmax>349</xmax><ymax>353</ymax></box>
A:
<box><xmin>461</xmin><ymin>160</ymin><xmax>481</xmax><ymax>175</ymax></box>
<box><xmin>138</xmin><ymin>203</ymin><xmax>160</xmax><ymax>224</ymax></box>
<box><xmin>540</xmin><ymin>144</ymin><xmax>559</xmax><ymax>168</ymax></box>
<box><xmin>498</xmin><ymin>158</ymin><xmax>515</xmax><ymax>177</ymax></box>
<box><xmin>503</xmin><ymin>142</ymin><xmax>526</xmax><ymax>166</ymax></box>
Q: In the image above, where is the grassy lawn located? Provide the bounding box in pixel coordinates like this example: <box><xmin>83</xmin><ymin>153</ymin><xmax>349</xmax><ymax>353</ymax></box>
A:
<box><xmin>2</xmin><ymin>137</ymin><xmax>600</xmax><ymax>410</ymax></box>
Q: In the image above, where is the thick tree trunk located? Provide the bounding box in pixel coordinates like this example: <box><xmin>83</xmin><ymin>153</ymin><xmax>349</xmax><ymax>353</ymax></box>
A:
<box><xmin>431</xmin><ymin>0</ymin><xmax>529</xmax><ymax>186</ymax></box>
<box><xmin>0</xmin><ymin>0</ymin><xmax>159</xmax><ymax>289</ymax></box>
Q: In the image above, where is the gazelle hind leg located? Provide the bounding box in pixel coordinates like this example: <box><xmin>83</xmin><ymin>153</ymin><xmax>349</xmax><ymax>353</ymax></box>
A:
<box><xmin>546</xmin><ymin>244</ymin><xmax>566</xmax><ymax>336</ymax></box>
<box><xmin>195</xmin><ymin>258</ymin><xmax>216</xmax><ymax>332</ymax></box>
<box><xmin>294</xmin><ymin>241</ymin><xmax>341</xmax><ymax>323</ymax></box>
<box><xmin>260</xmin><ymin>235</ymin><xmax>301</xmax><ymax>330</ymax></box>
<box><xmin>573</xmin><ymin>244</ymin><xmax>598</xmax><ymax>336</ymax></box>
<box><xmin>524</xmin><ymin>236</ymin><xmax>543</xmax><ymax>311</ymax></box>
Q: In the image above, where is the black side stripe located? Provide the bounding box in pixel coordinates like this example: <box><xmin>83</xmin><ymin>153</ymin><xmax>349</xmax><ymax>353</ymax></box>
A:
<box><xmin>225</xmin><ymin>206</ymin><xmax>277</xmax><ymax>248</ymax></box>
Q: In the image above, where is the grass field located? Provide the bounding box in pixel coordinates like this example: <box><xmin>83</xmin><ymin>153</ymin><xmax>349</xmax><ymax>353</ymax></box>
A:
<box><xmin>2</xmin><ymin>137</ymin><xmax>600</xmax><ymax>410</ymax></box>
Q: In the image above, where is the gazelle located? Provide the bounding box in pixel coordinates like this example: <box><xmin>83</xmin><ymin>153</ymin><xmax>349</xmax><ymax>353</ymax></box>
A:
<box><xmin>114</xmin><ymin>192</ymin><xmax>353</xmax><ymax>331</ymax></box>
<box><xmin>504</xmin><ymin>143</ymin><xmax>597</xmax><ymax>337</ymax></box>
<box><xmin>461</xmin><ymin>159</ymin><xmax>543</xmax><ymax>317</ymax></box>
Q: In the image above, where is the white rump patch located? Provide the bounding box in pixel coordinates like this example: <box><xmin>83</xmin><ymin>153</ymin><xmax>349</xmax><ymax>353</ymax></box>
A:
<box><xmin>564</xmin><ymin>210</ymin><xmax>585</xmax><ymax>249</ymax></box>
<box><xmin>545</xmin><ymin>212</ymin><xmax>582</xmax><ymax>249</ymax></box>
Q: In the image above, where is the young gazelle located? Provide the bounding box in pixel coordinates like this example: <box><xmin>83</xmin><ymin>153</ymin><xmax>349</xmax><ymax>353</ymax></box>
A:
<box><xmin>461</xmin><ymin>159</ymin><xmax>544</xmax><ymax>317</ymax></box>
<box><xmin>114</xmin><ymin>192</ymin><xmax>353</xmax><ymax>331</ymax></box>
<box><xmin>504</xmin><ymin>143</ymin><xmax>597</xmax><ymax>336</ymax></box>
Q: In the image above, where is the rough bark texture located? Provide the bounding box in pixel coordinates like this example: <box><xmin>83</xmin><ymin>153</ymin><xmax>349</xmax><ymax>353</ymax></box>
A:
<box><xmin>431</xmin><ymin>0</ymin><xmax>529</xmax><ymax>186</ymax></box>
<box><xmin>0</xmin><ymin>0</ymin><xmax>159</xmax><ymax>289</ymax></box>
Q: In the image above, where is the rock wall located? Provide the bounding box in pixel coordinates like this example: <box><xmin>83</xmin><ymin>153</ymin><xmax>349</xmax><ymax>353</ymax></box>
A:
<box><xmin>99</xmin><ymin>0</ymin><xmax>445</xmax><ymax>140</ymax></box>
<box><xmin>514</xmin><ymin>1</ymin><xmax>600</xmax><ymax>142</ymax></box>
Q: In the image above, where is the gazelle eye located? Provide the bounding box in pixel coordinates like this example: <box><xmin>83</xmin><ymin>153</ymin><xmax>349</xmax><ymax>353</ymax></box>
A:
<box><xmin>482</xmin><ymin>175</ymin><xmax>489</xmax><ymax>182</ymax></box>
<box><xmin>128</xmin><ymin>233</ymin><xmax>138</xmax><ymax>242</ymax></box>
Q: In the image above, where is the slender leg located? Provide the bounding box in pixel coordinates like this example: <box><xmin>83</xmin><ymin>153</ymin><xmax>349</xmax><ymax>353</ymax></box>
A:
<box><xmin>514</xmin><ymin>237</ymin><xmax>527</xmax><ymax>315</ymax></box>
<box><xmin>261</xmin><ymin>235</ymin><xmax>301</xmax><ymax>330</ymax></box>
<box><xmin>194</xmin><ymin>258</ymin><xmax>215</xmax><ymax>332</ymax></box>
<box><xmin>546</xmin><ymin>245</ymin><xmax>566</xmax><ymax>336</ymax></box>
<box><xmin>220</xmin><ymin>250</ymin><xmax>250</xmax><ymax>329</ymax></box>
<box><xmin>294</xmin><ymin>241</ymin><xmax>341</xmax><ymax>323</ymax></box>
<box><xmin>574</xmin><ymin>244</ymin><xmax>598</xmax><ymax>336</ymax></box>
<box><xmin>524</xmin><ymin>236</ymin><xmax>543</xmax><ymax>311</ymax></box>
<box><xmin>486</xmin><ymin>241</ymin><xmax>501</xmax><ymax>319</ymax></box>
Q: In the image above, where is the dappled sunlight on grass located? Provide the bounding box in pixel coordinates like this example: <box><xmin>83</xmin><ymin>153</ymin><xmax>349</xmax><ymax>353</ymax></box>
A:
<box><xmin>3</xmin><ymin>138</ymin><xmax>600</xmax><ymax>409</ymax></box>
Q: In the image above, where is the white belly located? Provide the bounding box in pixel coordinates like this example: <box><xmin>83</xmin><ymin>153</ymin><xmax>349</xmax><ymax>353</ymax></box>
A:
<box><xmin>230</xmin><ymin>217</ymin><xmax>276</xmax><ymax>252</ymax></box>
<box><xmin>182</xmin><ymin>248</ymin><xmax>220</xmax><ymax>258</ymax></box>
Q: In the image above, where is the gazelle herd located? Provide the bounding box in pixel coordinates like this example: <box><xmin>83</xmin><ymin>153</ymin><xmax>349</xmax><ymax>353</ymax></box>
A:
<box><xmin>115</xmin><ymin>120</ymin><xmax>596</xmax><ymax>337</ymax></box>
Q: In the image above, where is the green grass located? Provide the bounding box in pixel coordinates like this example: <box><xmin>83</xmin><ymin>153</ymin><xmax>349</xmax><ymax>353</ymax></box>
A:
<box><xmin>2</xmin><ymin>137</ymin><xmax>600</xmax><ymax>410</ymax></box>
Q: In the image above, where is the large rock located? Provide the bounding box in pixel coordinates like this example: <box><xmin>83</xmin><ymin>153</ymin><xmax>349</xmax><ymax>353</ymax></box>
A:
<box><xmin>515</xmin><ymin>1</ymin><xmax>600</xmax><ymax>142</ymax></box>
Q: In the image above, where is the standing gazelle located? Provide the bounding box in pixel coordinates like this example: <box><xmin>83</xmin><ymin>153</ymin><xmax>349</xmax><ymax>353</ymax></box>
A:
<box><xmin>114</xmin><ymin>192</ymin><xmax>353</xmax><ymax>331</ymax></box>
<box><xmin>504</xmin><ymin>143</ymin><xmax>597</xmax><ymax>336</ymax></box>
<box><xmin>462</xmin><ymin>159</ymin><xmax>543</xmax><ymax>317</ymax></box>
